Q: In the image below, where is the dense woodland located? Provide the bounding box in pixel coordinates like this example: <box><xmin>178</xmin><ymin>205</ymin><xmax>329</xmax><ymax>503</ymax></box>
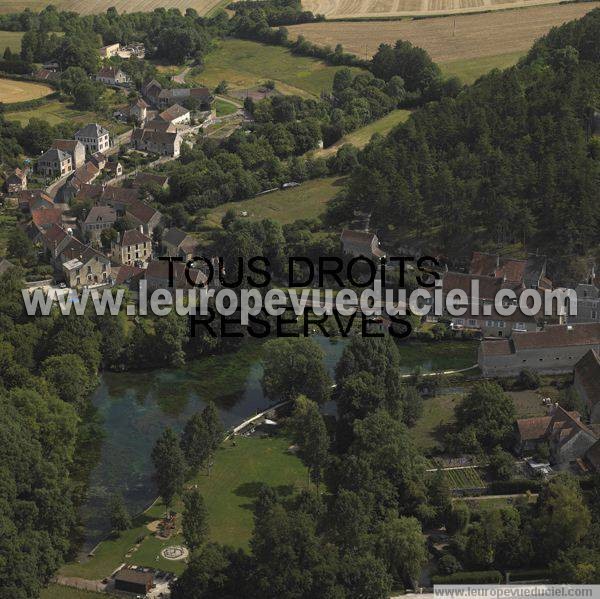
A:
<box><xmin>329</xmin><ymin>9</ymin><xmax>600</xmax><ymax>279</ymax></box>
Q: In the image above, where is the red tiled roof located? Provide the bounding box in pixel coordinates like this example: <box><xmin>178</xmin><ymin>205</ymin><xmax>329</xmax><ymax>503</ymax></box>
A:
<box><xmin>42</xmin><ymin>223</ymin><xmax>68</xmax><ymax>244</ymax></box>
<box><xmin>516</xmin><ymin>416</ymin><xmax>551</xmax><ymax>441</ymax></box>
<box><xmin>480</xmin><ymin>339</ymin><xmax>512</xmax><ymax>356</ymax></box>
<box><xmin>442</xmin><ymin>271</ymin><xmax>523</xmax><ymax>301</ymax></box>
<box><xmin>126</xmin><ymin>199</ymin><xmax>159</xmax><ymax>225</ymax></box>
<box><xmin>32</xmin><ymin>207</ymin><xmax>62</xmax><ymax>229</ymax></box>
<box><xmin>470</xmin><ymin>252</ymin><xmax>527</xmax><ymax>283</ymax></box>
<box><xmin>114</xmin><ymin>264</ymin><xmax>144</xmax><ymax>286</ymax></box>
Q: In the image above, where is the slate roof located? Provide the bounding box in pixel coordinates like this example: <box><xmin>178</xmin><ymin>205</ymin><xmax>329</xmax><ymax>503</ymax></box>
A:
<box><xmin>75</xmin><ymin>123</ymin><xmax>109</xmax><ymax>139</ymax></box>
<box><xmin>114</xmin><ymin>568</ymin><xmax>153</xmax><ymax>586</ymax></box>
<box><xmin>121</xmin><ymin>228</ymin><xmax>151</xmax><ymax>246</ymax></box>
<box><xmin>159</xmin><ymin>103</ymin><xmax>189</xmax><ymax>122</ymax></box>
<box><xmin>575</xmin><ymin>350</ymin><xmax>600</xmax><ymax>411</ymax></box>
<box><xmin>39</xmin><ymin>147</ymin><xmax>70</xmax><ymax>163</ymax></box>
<box><xmin>125</xmin><ymin>199</ymin><xmax>160</xmax><ymax>225</ymax></box>
<box><xmin>84</xmin><ymin>205</ymin><xmax>117</xmax><ymax>225</ymax></box>
<box><xmin>163</xmin><ymin>227</ymin><xmax>188</xmax><ymax>248</ymax></box>
<box><xmin>114</xmin><ymin>264</ymin><xmax>144</xmax><ymax>286</ymax></box>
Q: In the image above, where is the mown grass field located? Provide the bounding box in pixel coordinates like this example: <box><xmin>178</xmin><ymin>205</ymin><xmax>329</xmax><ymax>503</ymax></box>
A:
<box><xmin>410</xmin><ymin>392</ymin><xmax>460</xmax><ymax>452</ymax></box>
<box><xmin>0</xmin><ymin>77</ymin><xmax>54</xmax><ymax>103</ymax></box>
<box><xmin>4</xmin><ymin>99</ymin><xmax>130</xmax><ymax>134</ymax></box>
<box><xmin>204</xmin><ymin>176</ymin><xmax>345</xmax><ymax>229</ymax></box>
<box><xmin>440</xmin><ymin>50</ymin><xmax>526</xmax><ymax>84</ymax></box>
<box><xmin>0</xmin><ymin>30</ymin><xmax>23</xmax><ymax>52</ymax></box>
<box><xmin>61</xmin><ymin>436</ymin><xmax>306</xmax><ymax>580</ymax></box>
<box><xmin>188</xmin><ymin>39</ymin><xmax>363</xmax><ymax>98</ymax></box>
<box><xmin>316</xmin><ymin>109</ymin><xmax>411</xmax><ymax>156</ymax></box>
<box><xmin>288</xmin><ymin>3</ymin><xmax>599</xmax><ymax>69</ymax></box>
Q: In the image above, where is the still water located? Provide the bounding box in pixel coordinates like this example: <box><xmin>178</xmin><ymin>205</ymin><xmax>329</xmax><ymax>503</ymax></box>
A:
<box><xmin>80</xmin><ymin>337</ymin><xmax>348</xmax><ymax>551</ymax></box>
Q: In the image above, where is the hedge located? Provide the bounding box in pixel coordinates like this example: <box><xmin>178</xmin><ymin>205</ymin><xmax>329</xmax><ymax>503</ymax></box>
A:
<box><xmin>487</xmin><ymin>479</ymin><xmax>542</xmax><ymax>495</ymax></box>
<box><xmin>0</xmin><ymin>92</ymin><xmax>60</xmax><ymax>112</ymax></box>
<box><xmin>432</xmin><ymin>570</ymin><xmax>502</xmax><ymax>585</ymax></box>
<box><xmin>509</xmin><ymin>569</ymin><xmax>551</xmax><ymax>582</ymax></box>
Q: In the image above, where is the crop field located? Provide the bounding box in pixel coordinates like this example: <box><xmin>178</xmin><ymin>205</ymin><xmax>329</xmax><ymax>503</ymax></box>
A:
<box><xmin>302</xmin><ymin>0</ymin><xmax>593</xmax><ymax>19</ymax></box>
<box><xmin>186</xmin><ymin>39</ymin><xmax>363</xmax><ymax>98</ymax></box>
<box><xmin>443</xmin><ymin>467</ymin><xmax>486</xmax><ymax>489</ymax></box>
<box><xmin>288</xmin><ymin>3</ymin><xmax>600</xmax><ymax>64</ymax></box>
<box><xmin>0</xmin><ymin>0</ymin><xmax>226</xmax><ymax>15</ymax></box>
<box><xmin>0</xmin><ymin>77</ymin><xmax>54</xmax><ymax>103</ymax></box>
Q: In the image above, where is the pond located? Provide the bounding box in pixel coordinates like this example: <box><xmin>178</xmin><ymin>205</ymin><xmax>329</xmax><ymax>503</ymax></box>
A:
<box><xmin>79</xmin><ymin>336</ymin><xmax>348</xmax><ymax>552</ymax></box>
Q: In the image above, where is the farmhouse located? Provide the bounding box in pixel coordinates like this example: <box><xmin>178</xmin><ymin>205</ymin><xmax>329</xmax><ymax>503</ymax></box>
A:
<box><xmin>72</xmin><ymin>161</ymin><xmax>101</xmax><ymax>187</ymax></box>
<box><xmin>18</xmin><ymin>189</ymin><xmax>54</xmax><ymax>213</ymax></box>
<box><xmin>74</xmin><ymin>123</ymin><xmax>110</xmax><ymax>155</ymax></box>
<box><xmin>5</xmin><ymin>168</ymin><xmax>27</xmax><ymax>193</ymax></box>
<box><xmin>340</xmin><ymin>229</ymin><xmax>385</xmax><ymax>260</ymax></box>
<box><xmin>96</xmin><ymin>66</ymin><xmax>130</xmax><ymax>86</ymax></box>
<box><xmin>142</xmin><ymin>79</ymin><xmax>213</xmax><ymax>110</ymax></box>
<box><xmin>112</xmin><ymin>228</ymin><xmax>152</xmax><ymax>266</ymax></box>
<box><xmin>574</xmin><ymin>350</ymin><xmax>600</xmax><ymax>423</ymax></box>
<box><xmin>130</xmin><ymin>98</ymin><xmax>150</xmax><ymax>124</ymax></box>
<box><xmin>52</xmin><ymin>139</ymin><xmax>86</xmax><ymax>170</ymax></box>
<box><xmin>131</xmin><ymin>128</ymin><xmax>183</xmax><ymax>158</ymax></box>
<box><xmin>479</xmin><ymin>323</ymin><xmax>600</xmax><ymax>377</ymax></box>
<box><xmin>515</xmin><ymin>405</ymin><xmax>597</xmax><ymax>469</ymax></box>
<box><xmin>158</xmin><ymin>103</ymin><xmax>191</xmax><ymax>125</ymax></box>
<box><xmin>37</xmin><ymin>148</ymin><xmax>73</xmax><ymax>178</ymax></box>
<box><xmin>57</xmin><ymin>236</ymin><xmax>112</xmax><ymax>287</ymax></box>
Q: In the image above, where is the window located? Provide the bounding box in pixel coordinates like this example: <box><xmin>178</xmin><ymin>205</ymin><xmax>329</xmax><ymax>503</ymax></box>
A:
<box><xmin>455</xmin><ymin>319</ymin><xmax>464</xmax><ymax>325</ymax></box>
<box><xmin>468</xmin><ymin>319</ymin><xmax>476</xmax><ymax>327</ymax></box>
<box><xmin>593</xmin><ymin>310</ymin><xmax>598</xmax><ymax>320</ymax></box>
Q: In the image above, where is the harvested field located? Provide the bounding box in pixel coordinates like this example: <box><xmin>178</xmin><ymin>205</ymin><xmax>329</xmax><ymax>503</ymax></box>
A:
<box><xmin>302</xmin><ymin>0</ymin><xmax>593</xmax><ymax>18</ymax></box>
<box><xmin>0</xmin><ymin>77</ymin><xmax>53</xmax><ymax>103</ymax></box>
<box><xmin>288</xmin><ymin>3</ymin><xmax>600</xmax><ymax>63</ymax></box>
<box><xmin>0</xmin><ymin>0</ymin><xmax>225</xmax><ymax>15</ymax></box>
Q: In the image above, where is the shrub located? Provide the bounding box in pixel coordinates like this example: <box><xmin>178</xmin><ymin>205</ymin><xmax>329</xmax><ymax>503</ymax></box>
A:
<box><xmin>509</xmin><ymin>568</ymin><xmax>551</xmax><ymax>582</ymax></box>
<box><xmin>488</xmin><ymin>479</ymin><xmax>542</xmax><ymax>494</ymax></box>
<box><xmin>438</xmin><ymin>553</ymin><xmax>462</xmax><ymax>576</ymax></box>
<box><xmin>431</xmin><ymin>570</ymin><xmax>502</xmax><ymax>584</ymax></box>
<box><xmin>517</xmin><ymin>368</ymin><xmax>541</xmax><ymax>390</ymax></box>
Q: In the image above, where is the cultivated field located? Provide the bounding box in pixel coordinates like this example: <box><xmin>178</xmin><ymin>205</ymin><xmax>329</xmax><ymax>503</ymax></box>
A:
<box><xmin>0</xmin><ymin>77</ymin><xmax>53</xmax><ymax>103</ymax></box>
<box><xmin>0</xmin><ymin>0</ymin><xmax>226</xmax><ymax>15</ymax></box>
<box><xmin>302</xmin><ymin>0</ymin><xmax>592</xmax><ymax>19</ymax></box>
<box><xmin>288</xmin><ymin>3</ymin><xmax>600</xmax><ymax>63</ymax></box>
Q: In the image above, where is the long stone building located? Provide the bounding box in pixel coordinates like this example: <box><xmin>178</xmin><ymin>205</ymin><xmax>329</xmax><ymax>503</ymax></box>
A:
<box><xmin>478</xmin><ymin>323</ymin><xmax>600</xmax><ymax>377</ymax></box>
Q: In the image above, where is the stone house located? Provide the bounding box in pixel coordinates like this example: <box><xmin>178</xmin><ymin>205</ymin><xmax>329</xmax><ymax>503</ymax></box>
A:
<box><xmin>17</xmin><ymin>189</ymin><xmax>54</xmax><ymax>213</ymax></box>
<box><xmin>99</xmin><ymin>43</ymin><xmax>120</xmax><ymax>58</ymax></box>
<box><xmin>96</xmin><ymin>66</ymin><xmax>129</xmax><ymax>86</ymax></box>
<box><xmin>112</xmin><ymin>228</ymin><xmax>152</xmax><ymax>266</ymax></box>
<box><xmin>162</xmin><ymin>227</ymin><xmax>199</xmax><ymax>260</ymax></box>
<box><xmin>5</xmin><ymin>168</ymin><xmax>27</xmax><ymax>193</ymax></box>
<box><xmin>131</xmin><ymin>128</ymin><xmax>182</xmax><ymax>158</ymax></box>
<box><xmin>469</xmin><ymin>252</ymin><xmax>551</xmax><ymax>290</ymax></box>
<box><xmin>144</xmin><ymin>260</ymin><xmax>206</xmax><ymax>293</ymax></box>
<box><xmin>340</xmin><ymin>229</ymin><xmax>385</xmax><ymax>260</ymax></box>
<box><xmin>81</xmin><ymin>205</ymin><xmax>117</xmax><ymax>242</ymax></box>
<box><xmin>57</xmin><ymin>236</ymin><xmax>112</xmax><ymax>287</ymax></box>
<box><xmin>37</xmin><ymin>148</ymin><xmax>72</xmax><ymax>177</ymax></box>
<box><xmin>515</xmin><ymin>405</ymin><xmax>597</xmax><ymax>468</ymax></box>
<box><xmin>75</xmin><ymin>124</ymin><xmax>110</xmax><ymax>155</ymax></box>
<box><xmin>130</xmin><ymin>98</ymin><xmax>150</xmax><ymax>124</ymax></box>
<box><xmin>52</xmin><ymin>139</ymin><xmax>86</xmax><ymax>169</ymax></box>
<box><xmin>450</xmin><ymin>304</ymin><xmax>537</xmax><ymax>338</ymax></box>
<box><xmin>479</xmin><ymin>323</ymin><xmax>600</xmax><ymax>377</ymax></box>
<box><xmin>158</xmin><ymin>103</ymin><xmax>191</xmax><ymax>126</ymax></box>
<box><xmin>574</xmin><ymin>349</ymin><xmax>600</xmax><ymax>423</ymax></box>
<box><xmin>104</xmin><ymin>161</ymin><xmax>123</xmax><ymax>178</ymax></box>
<box><xmin>568</xmin><ymin>281</ymin><xmax>600</xmax><ymax>324</ymax></box>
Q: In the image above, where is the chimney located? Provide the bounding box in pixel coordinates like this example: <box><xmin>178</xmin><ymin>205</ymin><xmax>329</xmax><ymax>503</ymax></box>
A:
<box><xmin>139</xmin><ymin>225</ymin><xmax>144</xmax><ymax>234</ymax></box>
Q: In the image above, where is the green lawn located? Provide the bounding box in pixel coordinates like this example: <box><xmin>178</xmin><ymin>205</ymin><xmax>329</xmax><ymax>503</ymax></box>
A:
<box><xmin>396</xmin><ymin>339</ymin><xmax>478</xmax><ymax>372</ymax></box>
<box><xmin>189</xmin><ymin>39</ymin><xmax>363</xmax><ymax>98</ymax></box>
<box><xmin>509</xmin><ymin>388</ymin><xmax>557</xmax><ymax>418</ymax></box>
<box><xmin>61</xmin><ymin>436</ymin><xmax>306</xmax><ymax>580</ymax></box>
<box><xmin>410</xmin><ymin>393</ymin><xmax>460</xmax><ymax>452</ymax></box>
<box><xmin>440</xmin><ymin>51</ymin><xmax>526</xmax><ymax>85</ymax></box>
<box><xmin>204</xmin><ymin>176</ymin><xmax>345</xmax><ymax>229</ymax></box>
<box><xmin>215</xmin><ymin>97</ymin><xmax>239</xmax><ymax>117</ymax></box>
<box><xmin>41</xmin><ymin>586</ymin><xmax>107</xmax><ymax>599</ymax></box>
<box><xmin>0</xmin><ymin>30</ymin><xmax>23</xmax><ymax>52</ymax></box>
<box><xmin>316</xmin><ymin>109</ymin><xmax>411</xmax><ymax>156</ymax></box>
<box><xmin>4</xmin><ymin>99</ymin><xmax>130</xmax><ymax>135</ymax></box>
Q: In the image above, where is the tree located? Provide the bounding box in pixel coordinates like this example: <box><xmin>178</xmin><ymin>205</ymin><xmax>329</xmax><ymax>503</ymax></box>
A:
<box><xmin>427</xmin><ymin>468</ymin><xmax>452</xmax><ymax>525</ymax></box>
<box><xmin>288</xmin><ymin>396</ymin><xmax>329</xmax><ymax>488</ymax></box>
<box><xmin>261</xmin><ymin>338</ymin><xmax>332</xmax><ymax>403</ymax></box>
<box><xmin>6</xmin><ymin>228</ymin><xmax>35</xmax><ymax>266</ymax></box>
<box><xmin>446</xmin><ymin>501</ymin><xmax>470</xmax><ymax>535</ymax></box>
<box><xmin>180</xmin><ymin>413</ymin><xmax>211</xmax><ymax>475</ymax></box>
<box><xmin>151</xmin><ymin>428</ymin><xmax>186</xmax><ymax>512</ymax></box>
<box><xmin>41</xmin><ymin>354</ymin><xmax>92</xmax><ymax>411</ymax></box>
<box><xmin>454</xmin><ymin>382</ymin><xmax>515</xmax><ymax>451</ymax></box>
<box><xmin>517</xmin><ymin>368</ymin><xmax>541</xmax><ymax>390</ymax></box>
<box><xmin>489</xmin><ymin>447</ymin><xmax>514</xmax><ymax>481</ymax></box>
<box><xmin>182</xmin><ymin>489</ymin><xmax>209</xmax><ymax>552</ymax></box>
<box><xmin>201</xmin><ymin>402</ymin><xmax>224</xmax><ymax>459</ymax></box>
<box><xmin>373</xmin><ymin>516</ymin><xmax>428</xmax><ymax>588</ymax></box>
<box><xmin>108</xmin><ymin>493</ymin><xmax>131</xmax><ymax>532</ymax></box>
